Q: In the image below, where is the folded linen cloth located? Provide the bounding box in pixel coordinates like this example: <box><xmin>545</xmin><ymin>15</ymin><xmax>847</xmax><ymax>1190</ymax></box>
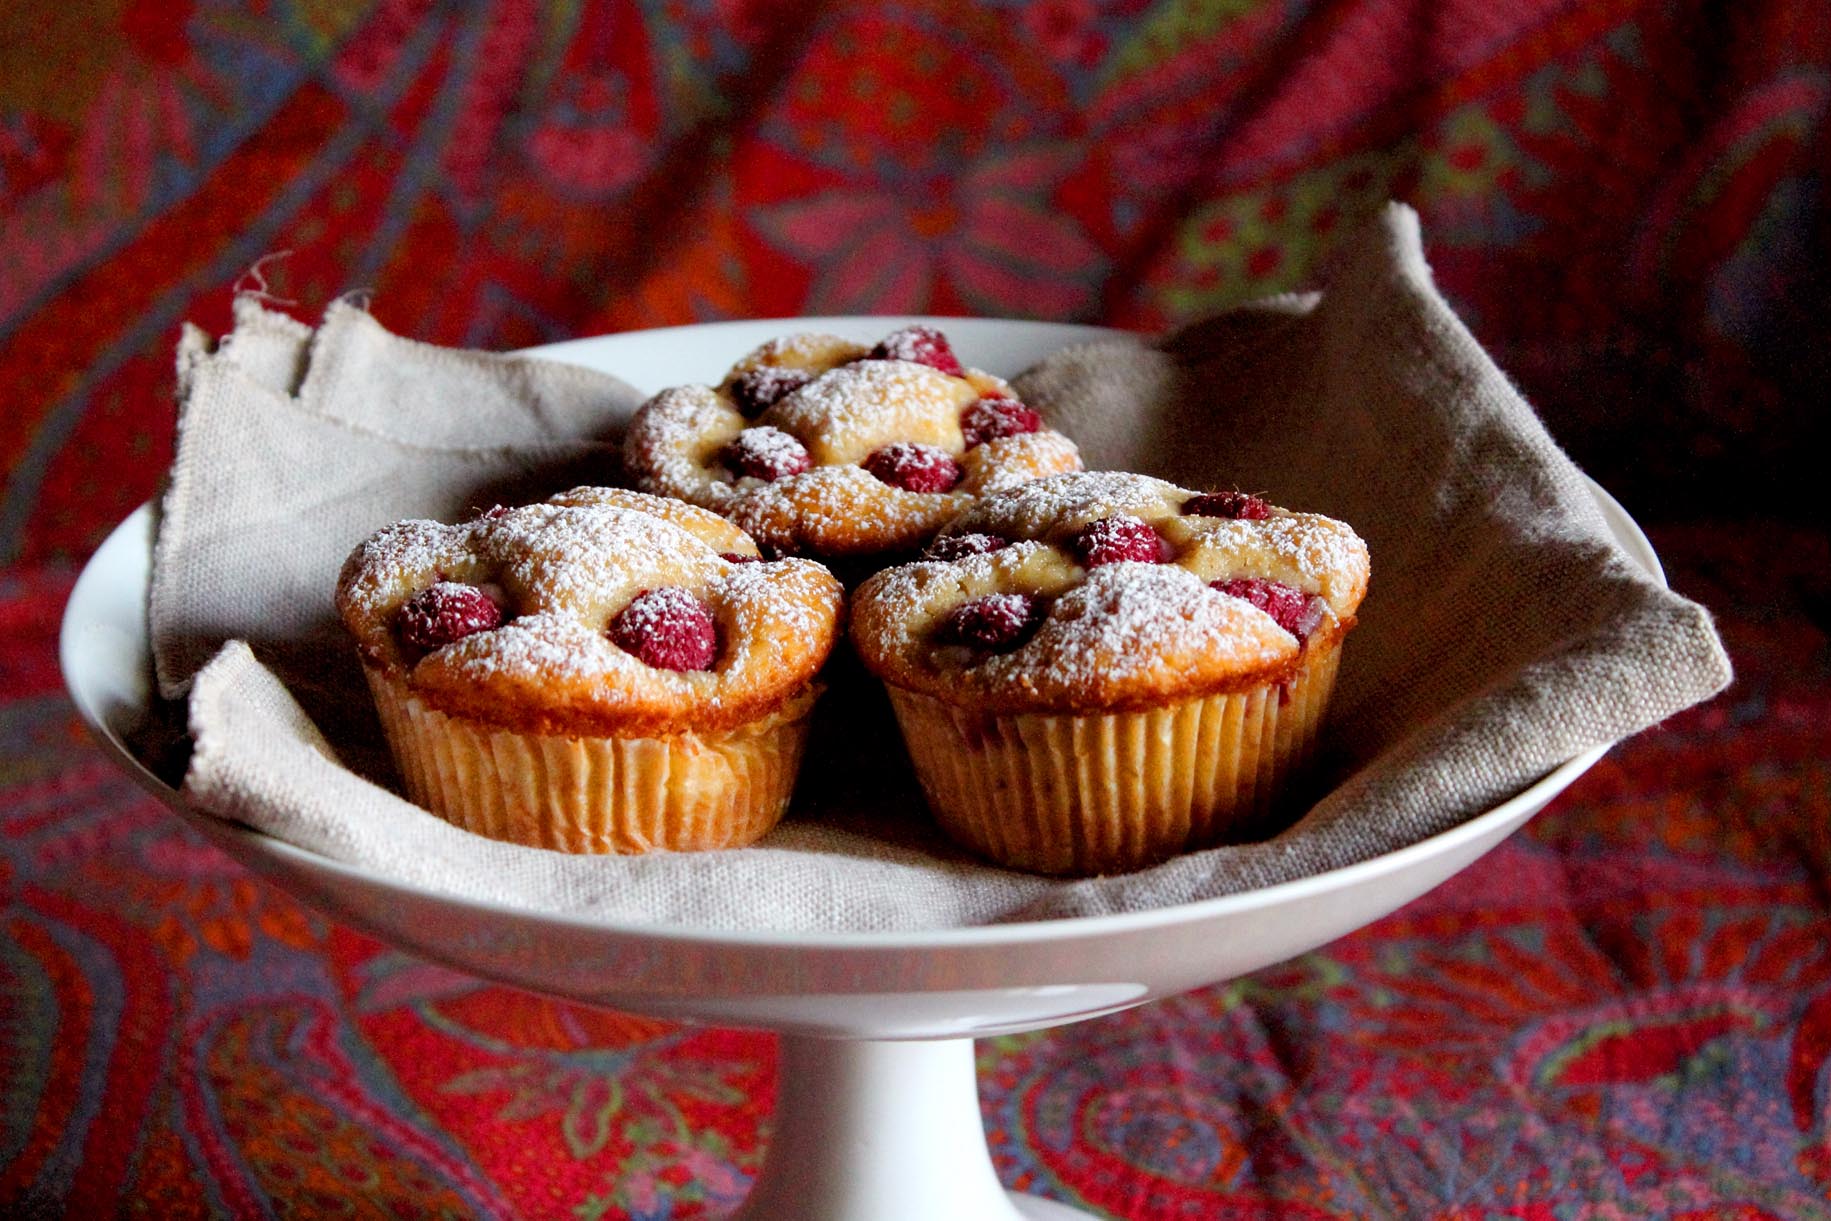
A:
<box><xmin>152</xmin><ymin>295</ymin><xmax>635</xmax><ymax>780</ymax></box>
<box><xmin>162</xmin><ymin>205</ymin><xmax>1732</xmax><ymax>932</ymax></box>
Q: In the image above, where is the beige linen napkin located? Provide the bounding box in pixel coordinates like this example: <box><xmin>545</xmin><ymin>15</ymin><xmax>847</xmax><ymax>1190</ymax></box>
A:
<box><xmin>165</xmin><ymin>204</ymin><xmax>1731</xmax><ymax>932</ymax></box>
<box><xmin>152</xmin><ymin>297</ymin><xmax>635</xmax><ymax>780</ymax></box>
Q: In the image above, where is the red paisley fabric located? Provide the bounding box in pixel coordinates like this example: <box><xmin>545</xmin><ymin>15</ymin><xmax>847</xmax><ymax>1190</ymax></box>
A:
<box><xmin>3</xmin><ymin>2</ymin><xmax>1826</xmax><ymax>1216</ymax></box>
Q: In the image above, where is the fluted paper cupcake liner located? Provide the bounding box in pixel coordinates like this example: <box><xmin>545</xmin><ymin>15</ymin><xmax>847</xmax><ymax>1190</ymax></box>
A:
<box><xmin>365</xmin><ymin>667</ymin><xmax>816</xmax><ymax>854</ymax></box>
<box><xmin>885</xmin><ymin>639</ymin><xmax>1342</xmax><ymax>876</ymax></box>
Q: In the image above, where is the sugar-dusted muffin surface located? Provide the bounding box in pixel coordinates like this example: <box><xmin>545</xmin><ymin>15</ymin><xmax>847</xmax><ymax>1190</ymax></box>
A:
<box><xmin>851</xmin><ymin>471</ymin><xmax>1369</xmax><ymax>715</ymax></box>
<box><xmin>336</xmin><ymin>487</ymin><xmax>845</xmax><ymax>738</ymax></box>
<box><xmin>623</xmin><ymin>326</ymin><xmax>1082</xmax><ymax>559</ymax></box>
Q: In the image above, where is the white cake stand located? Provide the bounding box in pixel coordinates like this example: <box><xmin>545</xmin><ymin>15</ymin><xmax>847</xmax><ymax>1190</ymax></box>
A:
<box><xmin>59</xmin><ymin>319</ymin><xmax>1666</xmax><ymax>1220</ymax></box>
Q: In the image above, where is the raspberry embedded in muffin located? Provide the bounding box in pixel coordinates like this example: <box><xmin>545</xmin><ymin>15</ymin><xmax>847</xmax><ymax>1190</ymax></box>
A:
<box><xmin>722</xmin><ymin>427</ymin><xmax>813</xmax><ymax>482</ymax></box>
<box><xmin>960</xmin><ymin>396</ymin><xmax>1042</xmax><ymax>449</ymax></box>
<box><xmin>1073</xmin><ymin>515</ymin><xmax>1169</xmax><ymax>568</ymax></box>
<box><xmin>610</xmin><ymin>586</ymin><xmax>719</xmax><ymax>672</ymax></box>
<box><xmin>937</xmin><ymin>593</ymin><xmax>1043</xmax><ymax>652</ymax></box>
<box><xmin>863</xmin><ymin>442</ymin><xmax>964</xmax><ymax>493</ymax></box>
<box><xmin>1184</xmin><ymin>490</ymin><xmax>1272</xmax><ymax>521</ymax></box>
<box><xmin>622</xmin><ymin>326</ymin><xmax>1083</xmax><ymax>563</ymax></box>
<box><xmin>1211</xmin><ymin>576</ymin><xmax>1325</xmax><ymax>640</ymax></box>
<box><xmin>396</xmin><ymin>581</ymin><xmax>505</xmax><ymax>653</ymax></box>
<box><xmin>869</xmin><ymin>325</ymin><xmax>965</xmax><ymax>376</ymax></box>
<box><xmin>730</xmin><ymin>367</ymin><xmax>812</xmax><ymax>418</ymax></box>
<box><xmin>921</xmin><ymin>532</ymin><xmax>1008</xmax><ymax>562</ymax></box>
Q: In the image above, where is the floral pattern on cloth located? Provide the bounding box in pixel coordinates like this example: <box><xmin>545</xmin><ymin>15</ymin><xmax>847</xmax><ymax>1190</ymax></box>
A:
<box><xmin>2</xmin><ymin>0</ymin><xmax>1826</xmax><ymax>1214</ymax></box>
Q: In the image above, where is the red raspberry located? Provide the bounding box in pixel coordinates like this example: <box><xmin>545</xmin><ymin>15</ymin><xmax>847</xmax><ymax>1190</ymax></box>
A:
<box><xmin>868</xmin><ymin>325</ymin><xmax>964</xmax><ymax>376</ymax></box>
<box><xmin>610</xmin><ymin>587</ymin><xmax>718</xmax><ymax>671</ymax></box>
<box><xmin>719</xmin><ymin>552</ymin><xmax>763</xmax><ymax>564</ymax></box>
<box><xmin>1074</xmin><ymin>515</ymin><xmax>1169</xmax><ymax>567</ymax></box>
<box><xmin>1183</xmin><ymin>490</ymin><xmax>1271</xmax><ymax>520</ymax></box>
<box><xmin>397</xmin><ymin>582</ymin><xmax>504</xmax><ymax>652</ymax></box>
<box><xmin>937</xmin><ymin>593</ymin><xmax>1042</xmax><ymax>652</ymax></box>
<box><xmin>1211</xmin><ymin>578</ymin><xmax>1313</xmax><ymax>638</ymax></box>
<box><xmin>922</xmin><ymin>532</ymin><xmax>1009</xmax><ymax>562</ymax></box>
<box><xmin>959</xmin><ymin>396</ymin><xmax>1042</xmax><ymax>449</ymax></box>
<box><xmin>721</xmin><ymin>427</ymin><xmax>813</xmax><ymax>482</ymax></box>
<box><xmin>862</xmin><ymin>442</ymin><xmax>963</xmax><ymax>493</ymax></box>
<box><xmin>731</xmin><ymin>367</ymin><xmax>811</xmax><ymax>417</ymax></box>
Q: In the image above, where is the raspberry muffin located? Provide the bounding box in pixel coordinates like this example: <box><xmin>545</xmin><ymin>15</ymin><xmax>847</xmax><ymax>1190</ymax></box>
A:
<box><xmin>850</xmin><ymin>471</ymin><xmax>1369</xmax><ymax>875</ymax></box>
<box><xmin>622</xmin><ymin>325</ymin><xmax>1082</xmax><ymax>576</ymax></box>
<box><xmin>336</xmin><ymin>487</ymin><xmax>845</xmax><ymax>853</ymax></box>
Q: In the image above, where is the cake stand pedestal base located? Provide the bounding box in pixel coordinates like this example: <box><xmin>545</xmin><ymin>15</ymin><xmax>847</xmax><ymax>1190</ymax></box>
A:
<box><xmin>729</xmin><ymin>1035</ymin><xmax>1099</xmax><ymax>1221</ymax></box>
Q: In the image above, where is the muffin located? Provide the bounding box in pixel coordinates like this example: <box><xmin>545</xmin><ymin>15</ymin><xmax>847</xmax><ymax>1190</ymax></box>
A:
<box><xmin>622</xmin><ymin>325</ymin><xmax>1082</xmax><ymax>578</ymax></box>
<box><xmin>335</xmin><ymin>487</ymin><xmax>845</xmax><ymax>853</ymax></box>
<box><xmin>850</xmin><ymin>471</ymin><xmax>1369</xmax><ymax>875</ymax></box>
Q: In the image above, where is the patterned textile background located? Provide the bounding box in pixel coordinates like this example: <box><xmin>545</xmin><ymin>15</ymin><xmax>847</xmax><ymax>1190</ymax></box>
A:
<box><xmin>3</xmin><ymin>1</ymin><xmax>1828</xmax><ymax>1217</ymax></box>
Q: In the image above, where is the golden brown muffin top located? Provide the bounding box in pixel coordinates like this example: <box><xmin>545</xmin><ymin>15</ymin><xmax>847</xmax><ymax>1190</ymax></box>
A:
<box><xmin>850</xmin><ymin>471</ymin><xmax>1369</xmax><ymax>714</ymax></box>
<box><xmin>336</xmin><ymin>487</ymin><xmax>845</xmax><ymax>737</ymax></box>
<box><xmin>622</xmin><ymin>327</ymin><xmax>1082</xmax><ymax>561</ymax></box>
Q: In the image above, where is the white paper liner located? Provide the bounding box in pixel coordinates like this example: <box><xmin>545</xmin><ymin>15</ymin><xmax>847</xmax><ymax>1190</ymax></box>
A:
<box><xmin>365</xmin><ymin>667</ymin><xmax>816</xmax><ymax>854</ymax></box>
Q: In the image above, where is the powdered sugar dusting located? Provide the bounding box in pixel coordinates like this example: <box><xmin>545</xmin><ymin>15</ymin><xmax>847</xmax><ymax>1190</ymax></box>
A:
<box><xmin>959</xmin><ymin>430</ymin><xmax>1083</xmax><ymax>496</ymax></box>
<box><xmin>727</xmin><ymin>332</ymin><xmax>866</xmax><ymax>376</ymax></box>
<box><xmin>949</xmin><ymin>470</ymin><xmax>1180</xmax><ymax>542</ymax></box>
<box><xmin>396</xmin><ymin>580</ymin><xmax>502</xmax><ymax>650</ymax></box>
<box><xmin>485</xmin><ymin>505</ymin><xmax>720</xmax><ymax>619</ymax></box>
<box><xmin>610</xmin><ymin>586</ymin><xmax>718</xmax><ymax>671</ymax></box>
<box><xmin>441</xmin><ymin>611</ymin><xmax>622</xmax><ymax>682</ymax></box>
<box><xmin>623</xmin><ymin>330</ymin><xmax>1083</xmax><ymax>560</ymax></box>
<box><xmin>337</xmin><ymin>491</ymin><xmax>845</xmax><ymax>731</ymax></box>
<box><xmin>721</xmin><ymin>426</ymin><xmax>812</xmax><ymax>482</ymax></box>
<box><xmin>984</xmin><ymin>565</ymin><xmax>1293</xmax><ymax>688</ymax></box>
<box><xmin>851</xmin><ymin>470</ymin><xmax>1367</xmax><ymax>709</ymax></box>
<box><xmin>762</xmin><ymin>359</ymin><xmax>971</xmax><ymax>465</ymax></box>
<box><xmin>1175</xmin><ymin>513</ymin><xmax>1368</xmax><ymax>614</ymax></box>
<box><xmin>711</xmin><ymin>558</ymin><xmax>845</xmax><ymax>685</ymax></box>
<box><xmin>947</xmin><ymin>471</ymin><xmax>1369</xmax><ymax>616</ymax></box>
<box><xmin>868</xmin><ymin>325</ymin><xmax>963</xmax><ymax>375</ymax></box>
<box><xmin>729</xmin><ymin>465</ymin><xmax>971</xmax><ymax>556</ymax></box>
<box><xmin>337</xmin><ymin>518</ymin><xmax>490</xmax><ymax>625</ymax></box>
<box><xmin>731</xmin><ymin>366</ymin><xmax>812</xmax><ymax>416</ymax></box>
<box><xmin>624</xmin><ymin>384</ymin><xmax>746</xmax><ymax>509</ymax></box>
<box><xmin>545</xmin><ymin>485</ymin><xmax>754</xmax><ymax>555</ymax></box>
<box><xmin>862</xmin><ymin>441</ymin><xmax>963</xmax><ymax>493</ymax></box>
